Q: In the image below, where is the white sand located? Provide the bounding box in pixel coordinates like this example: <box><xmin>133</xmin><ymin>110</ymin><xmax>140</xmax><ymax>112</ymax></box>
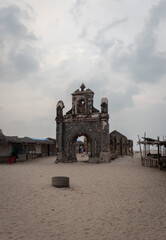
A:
<box><xmin>0</xmin><ymin>154</ymin><xmax>166</xmax><ymax>240</ymax></box>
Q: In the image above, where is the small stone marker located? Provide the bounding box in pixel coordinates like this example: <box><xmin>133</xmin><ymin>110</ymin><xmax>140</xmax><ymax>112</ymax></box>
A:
<box><xmin>52</xmin><ymin>176</ymin><xmax>69</xmax><ymax>188</ymax></box>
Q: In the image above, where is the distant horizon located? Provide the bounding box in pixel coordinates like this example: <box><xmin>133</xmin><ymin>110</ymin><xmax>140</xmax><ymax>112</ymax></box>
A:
<box><xmin>2</xmin><ymin>127</ymin><xmax>166</xmax><ymax>151</ymax></box>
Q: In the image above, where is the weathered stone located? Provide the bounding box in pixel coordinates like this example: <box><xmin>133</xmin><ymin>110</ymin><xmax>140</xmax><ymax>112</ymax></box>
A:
<box><xmin>55</xmin><ymin>84</ymin><xmax>111</xmax><ymax>163</ymax></box>
<box><xmin>109</xmin><ymin>130</ymin><xmax>133</xmax><ymax>157</ymax></box>
<box><xmin>52</xmin><ymin>176</ymin><xmax>69</xmax><ymax>188</ymax></box>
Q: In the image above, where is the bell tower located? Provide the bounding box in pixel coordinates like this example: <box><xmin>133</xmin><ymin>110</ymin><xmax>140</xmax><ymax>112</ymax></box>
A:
<box><xmin>71</xmin><ymin>83</ymin><xmax>96</xmax><ymax>115</ymax></box>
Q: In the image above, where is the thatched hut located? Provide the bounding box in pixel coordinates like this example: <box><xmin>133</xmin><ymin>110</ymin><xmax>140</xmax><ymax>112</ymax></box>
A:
<box><xmin>138</xmin><ymin>136</ymin><xmax>166</xmax><ymax>170</ymax></box>
<box><xmin>0</xmin><ymin>131</ymin><xmax>56</xmax><ymax>163</ymax></box>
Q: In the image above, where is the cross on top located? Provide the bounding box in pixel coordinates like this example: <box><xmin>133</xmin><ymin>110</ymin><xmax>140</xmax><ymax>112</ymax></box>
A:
<box><xmin>80</xmin><ymin>83</ymin><xmax>86</xmax><ymax>91</ymax></box>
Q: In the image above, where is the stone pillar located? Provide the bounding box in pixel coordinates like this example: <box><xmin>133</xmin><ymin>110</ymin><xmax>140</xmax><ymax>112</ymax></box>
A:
<box><xmin>56</xmin><ymin>122</ymin><xmax>63</xmax><ymax>161</ymax></box>
<box><xmin>88</xmin><ymin>141</ymin><xmax>91</xmax><ymax>156</ymax></box>
<box><xmin>56</xmin><ymin>101</ymin><xmax>64</xmax><ymax>162</ymax></box>
<box><xmin>99</xmin><ymin>98</ymin><xmax>110</xmax><ymax>162</ymax></box>
<box><xmin>99</xmin><ymin>121</ymin><xmax>110</xmax><ymax>162</ymax></box>
<box><xmin>70</xmin><ymin>142</ymin><xmax>77</xmax><ymax>162</ymax></box>
<box><xmin>91</xmin><ymin>140</ymin><xmax>95</xmax><ymax>157</ymax></box>
<box><xmin>66</xmin><ymin>141</ymin><xmax>69</xmax><ymax>159</ymax></box>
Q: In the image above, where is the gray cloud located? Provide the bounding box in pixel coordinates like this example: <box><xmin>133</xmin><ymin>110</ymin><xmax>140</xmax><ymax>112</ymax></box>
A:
<box><xmin>110</xmin><ymin>85</ymin><xmax>139</xmax><ymax>113</ymax></box>
<box><xmin>0</xmin><ymin>4</ymin><xmax>39</xmax><ymax>82</ymax></box>
<box><xmin>70</xmin><ymin>0</ymin><xmax>87</xmax><ymax>22</ymax></box>
<box><xmin>97</xmin><ymin>17</ymin><xmax>128</xmax><ymax>33</ymax></box>
<box><xmin>148</xmin><ymin>0</ymin><xmax>166</xmax><ymax>29</ymax></box>
<box><xmin>0</xmin><ymin>4</ymin><xmax>36</xmax><ymax>45</ymax></box>
<box><xmin>0</xmin><ymin>0</ymin><xmax>165</xmax><ymax>144</ymax></box>
<box><xmin>111</xmin><ymin>102</ymin><xmax>166</xmax><ymax>149</ymax></box>
<box><xmin>79</xmin><ymin>26</ymin><xmax>87</xmax><ymax>38</ymax></box>
<box><xmin>89</xmin><ymin>17</ymin><xmax>128</xmax><ymax>53</ymax></box>
<box><xmin>30</xmin><ymin>116</ymin><xmax>56</xmax><ymax>138</ymax></box>
<box><xmin>111</xmin><ymin>0</ymin><xmax>166</xmax><ymax>83</ymax></box>
<box><xmin>10</xmin><ymin>47</ymin><xmax>39</xmax><ymax>74</ymax></box>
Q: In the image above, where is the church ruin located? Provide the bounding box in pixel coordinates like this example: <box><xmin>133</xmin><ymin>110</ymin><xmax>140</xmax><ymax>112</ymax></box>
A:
<box><xmin>55</xmin><ymin>84</ymin><xmax>110</xmax><ymax>163</ymax></box>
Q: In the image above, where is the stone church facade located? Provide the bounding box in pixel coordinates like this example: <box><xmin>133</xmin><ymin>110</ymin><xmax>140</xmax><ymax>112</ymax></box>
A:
<box><xmin>56</xmin><ymin>84</ymin><xmax>110</xmax><ymax>163</ymax></box>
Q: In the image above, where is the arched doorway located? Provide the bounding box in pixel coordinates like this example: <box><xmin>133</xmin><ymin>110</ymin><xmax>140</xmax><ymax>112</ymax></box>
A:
<box><xmin>72</xmin><ymin>133</ymin><xmax>91</xmax><ymax>162</ymax></box>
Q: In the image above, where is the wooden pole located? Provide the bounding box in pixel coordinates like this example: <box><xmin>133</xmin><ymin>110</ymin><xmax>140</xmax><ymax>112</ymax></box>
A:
<box><xmin>138</xmin><ymin>135</ymin><xmax>143</xmax><ymax>165</ymax></box>
<box><xmin>157</xmin><ymin>136</ymin><xmax>161</xmax><ymax>169</ymax></box>
<box><xmin>144</xmin><ymin>132</ymin><xmax>146</xmax><ymax>157</ymax></box>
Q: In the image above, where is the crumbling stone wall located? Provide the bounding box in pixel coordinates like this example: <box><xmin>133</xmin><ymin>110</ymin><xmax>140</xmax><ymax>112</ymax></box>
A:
<box><xmin>110</xmin><ymin>130</ymin><xmax>133</xmax><ymax>157</ymax></box>
<box><xmin>56</xmin><ymin>84</ymin><xmax>110</xmax><ymax>163</ymax></box>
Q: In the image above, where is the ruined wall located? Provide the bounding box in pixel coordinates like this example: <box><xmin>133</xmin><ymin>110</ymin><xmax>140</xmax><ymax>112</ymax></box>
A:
<box><xmin>56</xmin><ymin>84</ymin><xmax>110</xmax><ymax>163</ymax></box>
<box><xmin>110</xmin><ymin>130</ymin><xmax>133</xmax><ymax>157</ymax></box>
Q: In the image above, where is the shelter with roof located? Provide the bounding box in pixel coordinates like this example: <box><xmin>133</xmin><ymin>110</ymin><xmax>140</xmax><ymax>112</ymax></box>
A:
<box><xmin>0</xmin><ymin>130</ymin><xmax>56</xmax><ymax>163</ymax></box>
<box><xmin>138</xmin><ymin>135</ymin><xmax>166</xmax><ymax>170</ymax></box>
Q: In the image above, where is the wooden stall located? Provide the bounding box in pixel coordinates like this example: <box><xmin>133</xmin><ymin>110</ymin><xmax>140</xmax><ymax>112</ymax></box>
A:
<box><xmin>138</xmin><ymin>135</ymin><xmax>166</xmax><ymax>170</ymax></box>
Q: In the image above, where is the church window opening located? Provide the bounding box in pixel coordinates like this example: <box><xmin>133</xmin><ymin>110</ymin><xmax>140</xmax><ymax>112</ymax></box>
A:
<box><xmin>78</xmin><ymin>99</ymin><xmax>85</xmax><ymax>114</ymax></box>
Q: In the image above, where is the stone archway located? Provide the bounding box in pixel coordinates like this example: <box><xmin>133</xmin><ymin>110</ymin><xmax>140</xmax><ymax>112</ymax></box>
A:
<box><xmin>72</xmin><ymin>133</ymin><xmax>91</xmax><ymax>161</ymax></box>
<box><xmin>56</xmin><ymin>84</ymin><xmax>110</xmax><ymax>163</ymax></box>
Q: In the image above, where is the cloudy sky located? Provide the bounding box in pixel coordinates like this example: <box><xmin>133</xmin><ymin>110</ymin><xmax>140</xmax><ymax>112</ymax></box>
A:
<box><xmin>0</xmin><ymin>0</ymin><xmax>166</xmax><ymax>149</ymax></box>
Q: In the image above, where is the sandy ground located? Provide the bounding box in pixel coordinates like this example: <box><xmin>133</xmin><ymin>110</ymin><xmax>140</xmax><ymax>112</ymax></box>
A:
<box><xmin>0</xmin><ymin>154</ymin><xmax>166</xmax><ymax>240</ymax></box>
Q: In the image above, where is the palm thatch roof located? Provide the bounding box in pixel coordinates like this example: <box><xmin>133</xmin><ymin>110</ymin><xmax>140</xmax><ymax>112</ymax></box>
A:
<box><xmin>5</xmin><ymin>136</ymin><xmax>54</xmax><ymax>144</ymax></box>
<box><xmin>139</xmin><ymin>137</ymin><xmax>166</xmax><ymax>147</ymax></box>
<box><xmin>0</xmin><ymin>130</ymin><xmax>55</xmax><ymax>145</ymax></box>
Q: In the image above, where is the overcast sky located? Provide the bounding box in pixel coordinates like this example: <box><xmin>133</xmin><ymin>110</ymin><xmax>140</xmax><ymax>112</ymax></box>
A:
<box><xmin>0</xmin><ymin>0</ymin><xmax>166</xmax><ymax>149</ymax></box>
